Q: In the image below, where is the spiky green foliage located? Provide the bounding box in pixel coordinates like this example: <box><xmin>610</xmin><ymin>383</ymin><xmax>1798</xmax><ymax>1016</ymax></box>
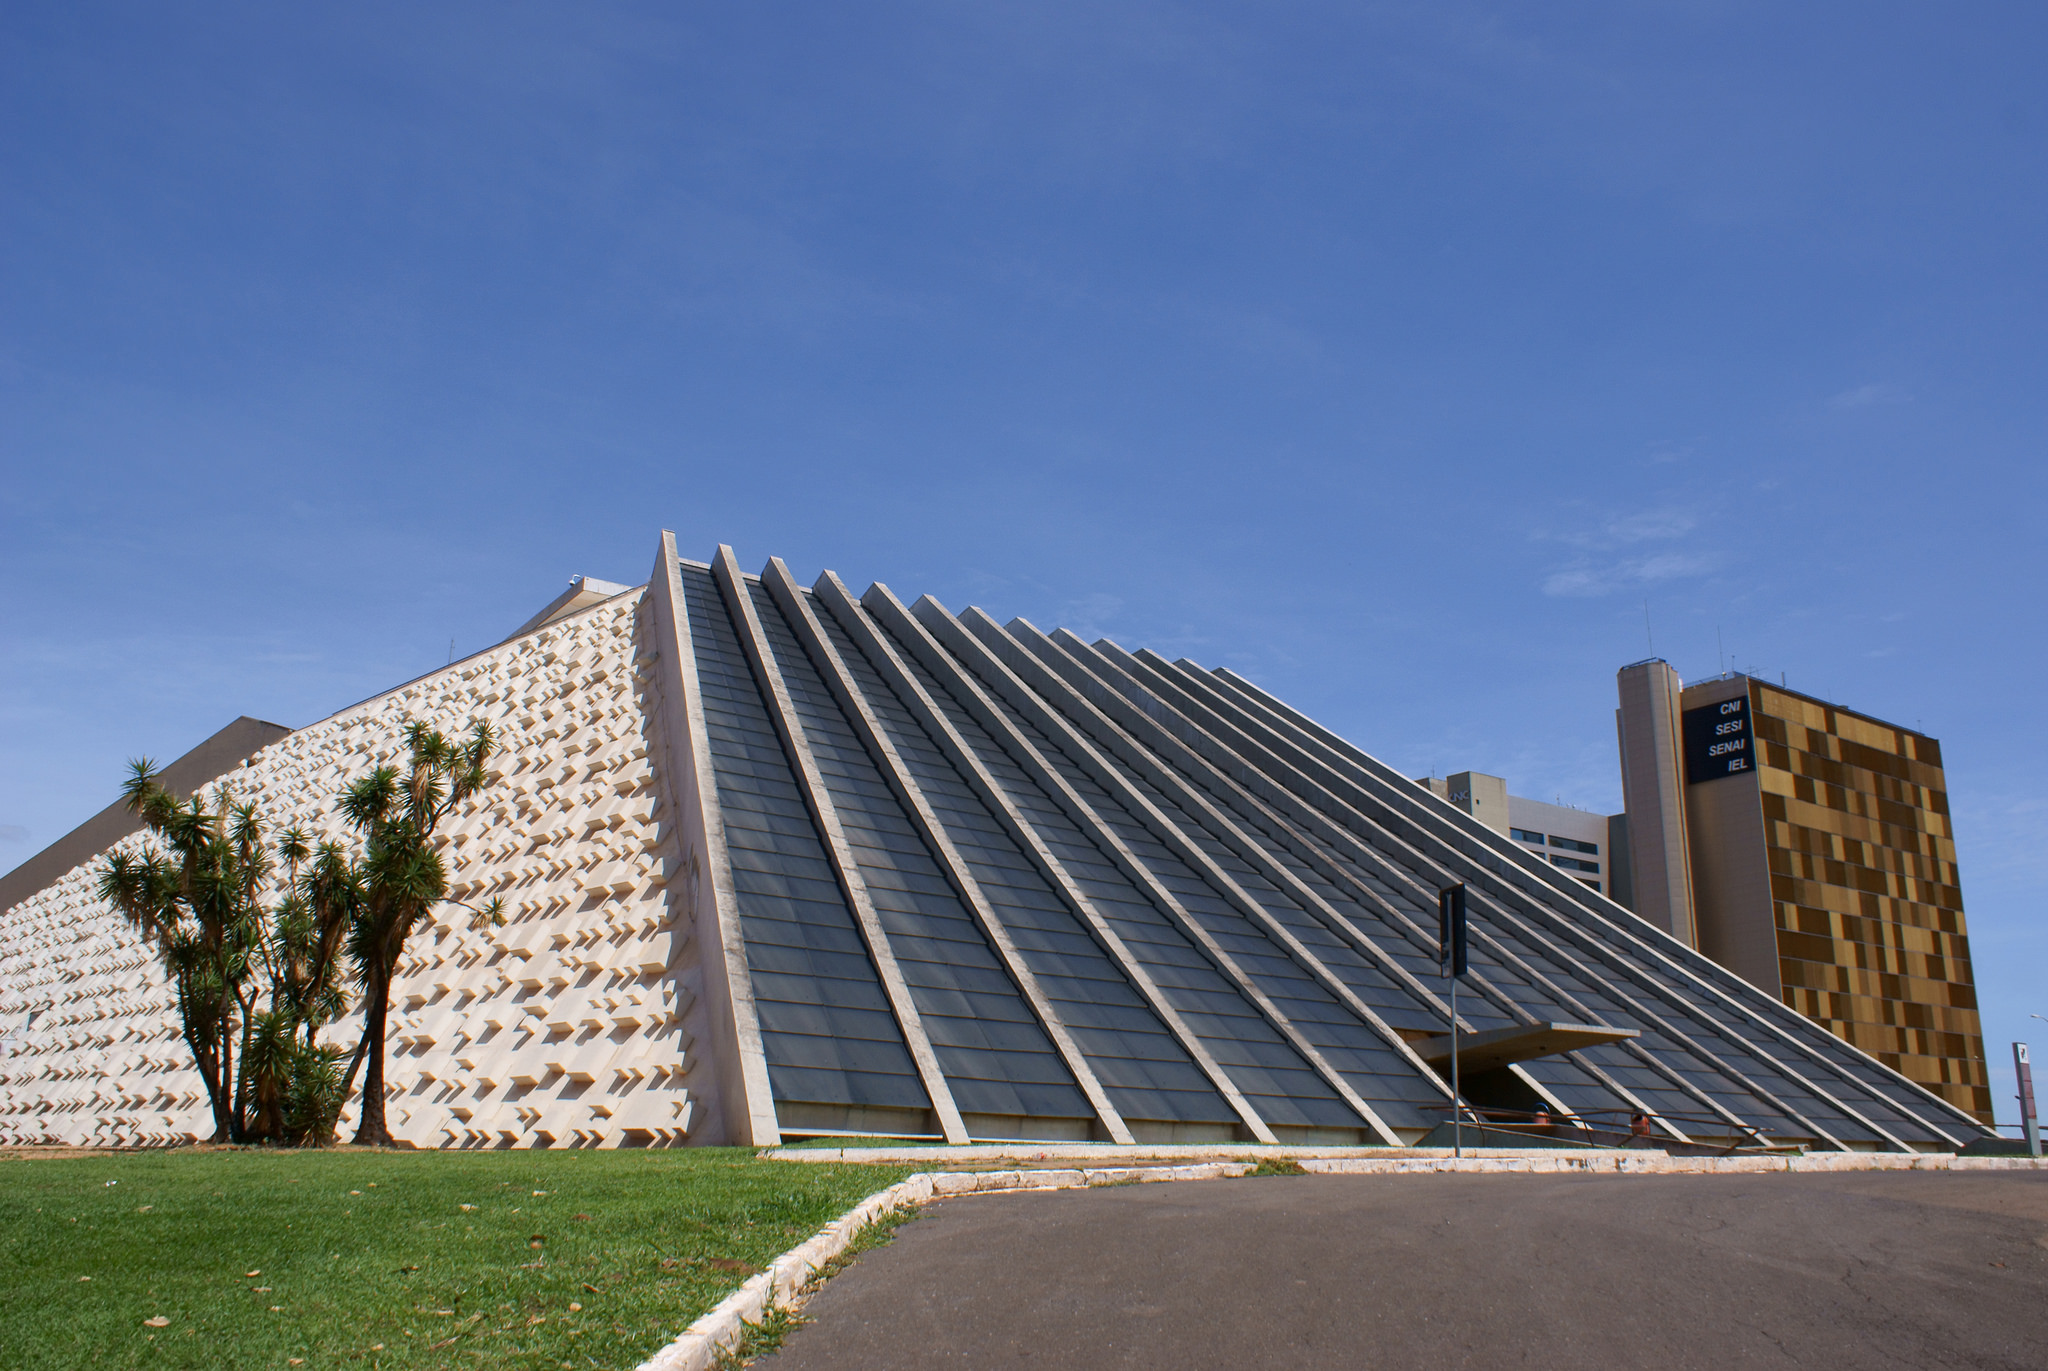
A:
<box><xmin>336</xmin><ymin>719</ymin><xmax>500</xmax><ymax>1147</ymax></box>
<box><xmin>272</xmin><ymin>834</ymin><xmax>357</xmax><ymax>1048</ymax></box>
<box><xmin>95</xmin><ymin>720</ymin><xmax>498</xmax><ymax>1147</ymax></box>
<box><xmin>97</xmin><ymin>767</ymin><xmax>280</xmax><ymax>1142</ymax></box>
<box><xmin>284</xmin><ymin>1041</ymin><xmax>350</xmax><ymax>1143</ymax></box>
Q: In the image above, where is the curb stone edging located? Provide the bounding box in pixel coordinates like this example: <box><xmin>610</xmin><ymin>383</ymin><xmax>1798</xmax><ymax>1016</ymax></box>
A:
<box><xmin>1295</xmin><ymin>1152</ymin><xmax>2048</xmax><ymax>1175</ymax></box>
<box><xmin>631</xmin><ymin>1162</ymin><xmax>1255</xmax><ymax>1371</ymax></box>
<box><xmin>764</xmin><ymin>1142</ymin><xmax>2048</xmax><ymax>1169</ymax></box>
<box><xmin>632</xmin><ymin>1173</ymin><xmax>933</xmax><ymax>1371</ymax></box>
<box><xmin>632</xmin><ymin>1150</ymin><xmax>2048</xmax><ymax>1370</ymax></box>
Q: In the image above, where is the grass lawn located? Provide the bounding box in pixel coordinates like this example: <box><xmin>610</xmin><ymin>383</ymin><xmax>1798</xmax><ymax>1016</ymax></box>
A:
<box><xmin>0</xmin><ymin>1147</ymin><xmax>916</xmax><ymax>1371</ymax></box>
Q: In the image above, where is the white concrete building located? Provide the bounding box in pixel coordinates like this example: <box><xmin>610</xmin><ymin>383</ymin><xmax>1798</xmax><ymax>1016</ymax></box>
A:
<box><xmin>0</xmin><ymin>535</ymin><xmax>1991</xmax><ymax>1153</ymax></box>
<box><xmin>1416</xmin><ymin>773</ymin><xmax>1627</xmax><ymax>904</ymax></box>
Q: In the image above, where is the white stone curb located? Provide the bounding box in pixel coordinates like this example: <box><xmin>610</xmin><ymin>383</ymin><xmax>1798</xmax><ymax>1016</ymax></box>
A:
<box><xmin>770</xmin><ymin>1142</ymin><xmax>2048</xmax><ymax>1172</ymax></box>
<box><xmin>634</xmin><ymin>1149</ymin><xmax>2046</xmax><ymax>1370</ymax></box>
<box><xmin>1295</xmin><ymin>1152</ymin><xmax>2048</xmax><ymax>1175</ymax></box>
<box><xmin>631</xmin><ymin>1162</ymin><xmax>1257</xmax><ymax>1371</ymax></box>
<box><xmin>766</xmin><ymin>1143</ymin><xmax>1396</xmax><ymax>1164</ymax></box>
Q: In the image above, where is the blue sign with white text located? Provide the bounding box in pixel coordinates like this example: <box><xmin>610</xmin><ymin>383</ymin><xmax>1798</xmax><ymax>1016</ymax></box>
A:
<box><xmin>1684</xmin><ymin>694</ymin><xmax>1754</xmax><ymax>784</ymax></box>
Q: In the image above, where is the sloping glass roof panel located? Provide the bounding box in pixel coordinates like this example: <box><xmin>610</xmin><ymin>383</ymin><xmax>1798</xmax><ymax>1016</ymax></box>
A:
<box><xmin>667</xmin><ymin>549</ymin><xmax>1990</xmax><ymax>1150</ymax></box>
<box><xmin>809</xmin><ymin>592</ymin><xmax>1242</xmax><ymax>1127</ymax></box>
<box><xmin>680</xmin><ymin>564</ymin><xmax>929</xmax><ymax>1115</ymax></box>
<box><xmin>748</xmin><ymin>580</ymin><xmax>1095</xmax><ymax>1125</ymax></box>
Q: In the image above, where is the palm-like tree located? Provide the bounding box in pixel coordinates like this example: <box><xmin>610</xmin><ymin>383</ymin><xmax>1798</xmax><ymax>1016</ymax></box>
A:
<box><xmin>273</xmin><ymin>832</ymin><xmax>357</xmax><ymax>1046</ymax></box>
<box><xmin>339</xmin><ymin>719</ymin><xmax>497</xmax><ymax>1147</ymax></box>
<box><xmin>97</xmin><ymin>766</ymin><xmax>272</xmax><ymax>1142</ymax></box>
<box><xmin>97</xmin><ymin>719</ymin><xmax>497</xmax><ymax>1146</ymax></box>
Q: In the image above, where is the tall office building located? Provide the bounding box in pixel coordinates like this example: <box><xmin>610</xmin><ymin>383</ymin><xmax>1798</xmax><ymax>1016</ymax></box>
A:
<box><xmin>1616</xmin><ymin>660</ymin><xmax>1988</xmax><ymax>1121</ymax></box>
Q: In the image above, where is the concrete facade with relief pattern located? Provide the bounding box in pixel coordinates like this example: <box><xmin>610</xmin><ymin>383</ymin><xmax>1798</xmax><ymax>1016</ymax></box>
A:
<box><xmin>0</xmin><ymin>584</ymin><xmax>696</xmax><ymax>1148</ymax></box>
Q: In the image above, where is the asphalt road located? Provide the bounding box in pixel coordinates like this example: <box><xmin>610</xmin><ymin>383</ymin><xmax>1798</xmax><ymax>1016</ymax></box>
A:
<box><xmin>759</xmin><ymin>1171</ymin><xmax>2048</xmax><ymax>1370</ymax></box>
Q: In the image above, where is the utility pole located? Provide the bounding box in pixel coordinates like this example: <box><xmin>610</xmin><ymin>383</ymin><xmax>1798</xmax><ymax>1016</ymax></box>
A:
<box><xmin>1439</xmin><ymin>883</ymin><xmax>1469</xmax><ymax>1158</ymax></box>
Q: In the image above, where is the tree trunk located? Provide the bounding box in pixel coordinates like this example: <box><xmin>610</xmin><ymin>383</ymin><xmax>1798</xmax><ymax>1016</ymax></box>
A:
<box><xmin>350</xmin><ymin>971</ymin><xmax>394</xmax><ymax>1147</ymax></box>
<box><xmin>176</xmin><ymin>973</ymin><xmax>231</xmax><ymax>1142</ymax></box>
<box><xmin>233</xmin><ymin>1006</ymin><xmax>256</xmax><ymax>1143</ymax></box>
<box><xmin>334</xmin><ymin>998</ymin><xmax>374</xmax><ymax>1145</ymax></box>
<box><xmin>192</xmin><ymin>1029</ymin><xmax>232</xmax><ymax>1144</ymax></box>
<box><xmin>217</xmin><ymin>959</ymin><xmax>245</xmax><ymax>1143</ymax></box>
<box><xmin>221</xmin><ymin>1015</ymin><xmax>243</xmax><ymax>1143</ymax></box>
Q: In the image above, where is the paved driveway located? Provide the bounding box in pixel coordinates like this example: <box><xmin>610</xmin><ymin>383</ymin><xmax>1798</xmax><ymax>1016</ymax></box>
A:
<box><xmin>760</xmin><ymin>1171</ymin><xmax>2048</xmax><ymax>1370</ymax></box>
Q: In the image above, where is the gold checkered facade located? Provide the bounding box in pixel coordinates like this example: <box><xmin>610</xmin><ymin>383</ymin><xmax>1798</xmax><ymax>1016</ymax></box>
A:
<box><xmin>1748</xmin><ymin>683</ymin><xmax>1988</xmax><ymax>1121</ymax></box>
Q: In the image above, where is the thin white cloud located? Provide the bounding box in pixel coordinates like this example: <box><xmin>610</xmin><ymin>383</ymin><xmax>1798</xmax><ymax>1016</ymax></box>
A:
<box><xmin>1543</xmin><ymin>551</ymin><xmax>1719</xmax><ymax>598</ymax></box>
<box><xmin>1545</xmin><ymin>504</ymin><xmax>1697</xmax><ymax>551</ymax></box>
<box><xmin>1827</xmin><ymin>383</ymin><xmax>1899</xmax><ymax>410</ymax></box>
<box><xmin>1953</xmin><ymin>795</ymin><xmax>2048</xmax><ymax>884</ymax></box>
<box><xmin>1602</xmin><ymin>508</ymin><xmax>1696</xmax><ymax>544</ymax></box>
<box><xmin>1536</xmin><ymin>496</ymin><xmax>1719</xmax><ymax>596</ymax></box>
<box><xmin>1058</xmin><ymin>592</ymin><xmax>1124</xmax><ymax>638</ymax></box>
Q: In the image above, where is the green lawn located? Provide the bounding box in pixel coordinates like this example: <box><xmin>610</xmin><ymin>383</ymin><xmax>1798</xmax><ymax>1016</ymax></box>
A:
<box><xmin>0</xmin><ymin>1148</ymin><xmax>915</xmax><ymax>1371</ymax></box>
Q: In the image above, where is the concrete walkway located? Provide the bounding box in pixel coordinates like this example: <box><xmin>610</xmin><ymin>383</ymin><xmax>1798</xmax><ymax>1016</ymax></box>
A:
<box><xmin>759</xmin><ymin>1171</ymin><xmax>2048</xmax><ymax>1370</ymax></box>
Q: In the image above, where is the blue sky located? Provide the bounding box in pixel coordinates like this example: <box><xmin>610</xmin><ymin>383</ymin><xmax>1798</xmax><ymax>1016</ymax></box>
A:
<box><xmin>5</xmin><ymin>4</ymin><xmax>2043</xmax><ymax>1120</ymax></box>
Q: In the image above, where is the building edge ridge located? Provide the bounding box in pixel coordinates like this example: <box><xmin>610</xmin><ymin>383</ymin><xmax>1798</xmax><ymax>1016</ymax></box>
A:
<box><xmin>645</xmin><ymin>532</ymin><xmax>780</xmax><ymax>1146</ymax></box>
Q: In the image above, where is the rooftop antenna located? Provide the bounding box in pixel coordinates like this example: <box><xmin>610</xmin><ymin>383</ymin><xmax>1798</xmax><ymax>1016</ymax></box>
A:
<box><xmin>447</xmin><ymin>637</ymin><xmax>456</xmax><ymax>665</ymax></box>
<box><xmin>1717</xmin><ymin>626</ymin><xmax>1725</xmax><ymax>674</ymax></box>
<box><xmin>1643</xmin><ymin>599</ymin><xmax>1654</xmax><ymax>654</ymax></box>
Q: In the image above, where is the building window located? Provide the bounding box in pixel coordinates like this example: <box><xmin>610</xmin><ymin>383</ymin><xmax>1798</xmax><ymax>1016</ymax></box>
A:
<box><xmin>1510</xmin><ymin>827</ymin><xmax>1546</xmax><ymax>845</ymax></box>
<box><xmin>1550</xmin><ymin>855</ymin><xmax>1599</xmax><ymax>874</ymax></box>
<box><xmin>1548</xmin><ymin>835</ymin><xmax>1598</xmax><ymax>855</ymax></box>
<box><xmin>1577</xmin><ymin>877</ymin><xmax>1601</xmax><ymax>892</ymax></box>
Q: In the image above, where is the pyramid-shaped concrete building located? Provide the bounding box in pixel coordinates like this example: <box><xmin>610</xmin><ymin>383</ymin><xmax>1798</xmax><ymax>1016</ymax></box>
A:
<box><xmin>0</xmin><ymin>535</ymin><xmax>1993</xmax><ymax>1152</ymax></box>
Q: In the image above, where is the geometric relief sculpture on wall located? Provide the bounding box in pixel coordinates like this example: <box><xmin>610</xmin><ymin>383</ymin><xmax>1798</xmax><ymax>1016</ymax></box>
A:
<box><xmin>0</xmin><ymin>588</ymin><xmax>704</xmax><ymax>1149</ymax></box>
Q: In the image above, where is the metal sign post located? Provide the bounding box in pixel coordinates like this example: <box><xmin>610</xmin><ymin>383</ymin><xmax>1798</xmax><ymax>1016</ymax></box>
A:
<box><xmin>1450</xmin><ymin>977</ymin><xmax>1460</xmax><ymax>1159</ymax></box>
<box><xmin>1438</xmin><ymin>883</ymin><xmax>1468</xmax><ymax>1159</ymax></box>
<box><xmin>2017</xmin><ymin>1043</ymin><xmax>2040</xmax><ymax>1158</ymax></box>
